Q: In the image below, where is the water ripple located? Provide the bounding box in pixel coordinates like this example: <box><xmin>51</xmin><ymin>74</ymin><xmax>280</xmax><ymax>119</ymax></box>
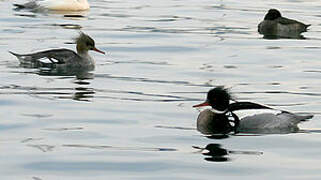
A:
<box><xmin>63</xmin><ymin>144</ymin><xmax>177</xmax><ymax>152</ymax></box>
<box><xmin>95</xmin><ymin>74</ymin><xmax>212</xmax><ymax>87</ymax></box>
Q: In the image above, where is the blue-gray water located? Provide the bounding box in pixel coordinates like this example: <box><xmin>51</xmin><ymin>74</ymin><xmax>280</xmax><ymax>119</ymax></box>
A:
<box><xmin>1</xmin><ymin>0</ymin><xmax>321</xmax><ymax>179</ymax></box>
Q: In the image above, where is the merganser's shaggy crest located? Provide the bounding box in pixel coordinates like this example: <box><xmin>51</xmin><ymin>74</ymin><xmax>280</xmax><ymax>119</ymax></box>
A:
<box><xmin>193</xmin><ymin>87</ymin><xmax>313</xmax><ymax>134</ymax></box>
<box><xmin>10</xmin><ymin>32</ymin><xmax>105</xmax><ymax>68</ymax></box>
<box><xmin>13</xmin><ymin>0</ymin><xmax>90</xmax><ymax>11</ymax></box>
<box><xmin>258</xmin><ymin>9</ymin><xmax>310</xmax><ymax>38</ymax></box>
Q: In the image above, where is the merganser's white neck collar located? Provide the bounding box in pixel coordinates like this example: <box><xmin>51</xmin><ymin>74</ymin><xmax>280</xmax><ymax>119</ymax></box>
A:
<box><xmin>210</xmin><ymin>108</ymin><xmax>228</xmax><ymax>114</ymax></box>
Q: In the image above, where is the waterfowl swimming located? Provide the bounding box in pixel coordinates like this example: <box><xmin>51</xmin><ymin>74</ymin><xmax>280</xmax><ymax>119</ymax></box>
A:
<box><xmin>193</xmin><ymin>87</ymin><xmax>313</xmax><ymax>134</ymax></box>
<box><xmin>10</xmin><ymin>32</ymin><xmax>105</xmax><ymax>68</ymax></box>
<box><xmin>13</xmin><ymin>0</ymin><xmax>90</xmax><ymax>11</ymax></box>
<box><xmin>258</xmin><ymin>9</ymin><xmax>310</xmax><ymax>38</ymax></box>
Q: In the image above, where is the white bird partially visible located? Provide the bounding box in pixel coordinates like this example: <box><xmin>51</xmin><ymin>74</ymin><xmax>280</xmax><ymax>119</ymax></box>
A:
<box><xmin>13</xmin><ymin>0</ymin><xmax>90</xmax><ymax>11</ymax></box>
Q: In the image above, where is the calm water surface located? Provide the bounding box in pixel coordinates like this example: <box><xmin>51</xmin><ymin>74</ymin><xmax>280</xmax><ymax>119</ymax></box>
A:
<box><xmin>0</xmin><ymin>0</ymin><xmax>321</xmax><ymax>179</ymax></box>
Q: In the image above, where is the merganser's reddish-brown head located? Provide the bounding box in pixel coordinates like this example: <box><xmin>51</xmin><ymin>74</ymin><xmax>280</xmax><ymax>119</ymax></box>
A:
<box><xmin>76</xmin><ymin>32</ymin><xmax>105</xmax><ymax>55</ymax></box>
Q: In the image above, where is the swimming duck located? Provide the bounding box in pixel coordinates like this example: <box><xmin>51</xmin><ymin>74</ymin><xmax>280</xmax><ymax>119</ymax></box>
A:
<box><xmin>258</xmin><ymin>9</ymin><xmax>310</xmax><ymax>38</ymax></box>
<box><xmin>10</xmin><ymin>32</ymin><xmax>105</xmax><ymax>68</ymax></box>
<box><xmin>193</xmin><ymin>87</ymin><xmax>313</xmax><ymax>134</ymax></box>
<box><xmin>13</xmin><ymin>0</ymin><xmax>90</xmax><ymax>11</ymax></box>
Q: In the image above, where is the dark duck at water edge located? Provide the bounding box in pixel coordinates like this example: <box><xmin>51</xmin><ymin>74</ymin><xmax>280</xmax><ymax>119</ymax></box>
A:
<box><xmin>10</xmin><ymin>32</ymin><xmax>105</xmax><ymax>69</ymax></box>
<box><xmin>258</xmin><ymin>9</ymin><xmax>310</xmax><ymax>39</ymax></box>
<box><xmin>193</xmin><ymin>87</ymin><xmax>313</xmax><ymax>135</ymax></box>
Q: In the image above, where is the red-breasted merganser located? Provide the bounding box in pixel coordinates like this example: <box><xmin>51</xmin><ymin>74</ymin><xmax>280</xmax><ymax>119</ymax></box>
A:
<box><xmin>258</xmin><ymin>9</ymin><xmax>310</xmax><ymax>38</ymax></box>
<box><xmin>193</xmin><ymin>87</ymin><xmax>313</xmax><ymax>134</ymax></box>
<box><xmin>10</xmin><ymin>32</ymin><xmax>105</xmax><ymax>68</ymax></box>
<box><xmin>13</xmin><ymin>0</ymin><xmax>90</xmax><ymax>11</ymax></box>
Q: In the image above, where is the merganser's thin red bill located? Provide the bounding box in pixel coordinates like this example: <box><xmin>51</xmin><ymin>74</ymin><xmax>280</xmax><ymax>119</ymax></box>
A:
<box><xmin>193</xmin><ymin>101</ymin><xmax>210</xmax><ymax>108</ymax></box>
<box><xmin>93</xmin><ymin>47</ymin><xmax>105</xmax><ymax>54</ymax></box>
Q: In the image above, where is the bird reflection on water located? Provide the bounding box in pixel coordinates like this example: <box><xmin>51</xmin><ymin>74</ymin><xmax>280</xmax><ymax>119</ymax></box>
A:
<box><xmin>193</xmin><ymin>144</ymin><xmax>263</xmax><ymax>162</ymax></box>
<box><xmin>31</xmin><ymin>65</ymin><xmax>95</xmax><ymax>80</ymax></box>
<box><xmin>14</xmin><ymin>64</ymin><xmax>96</xmax><ymax>102</ymax></box>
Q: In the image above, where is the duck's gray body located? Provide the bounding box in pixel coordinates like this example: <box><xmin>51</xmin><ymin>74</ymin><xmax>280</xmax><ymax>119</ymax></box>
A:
<box><xmin>258</xmin><ymin>17</ymin><xmax>310</xmax><ymax>37</ymax></box>
<box><xmin>236</xmin><ymin>109</ymin><xmax>312</xmax><ymax>134</ymax></box>
<box><xmin>9</xmin><ymin>48</ymin><xmax>94</xmax><ymax>68</ymax></box>
<box><xmin>9</xmin><ymin>32</ymin><xmax>104</xmax><ymax>69</ymax></box>
<box><xmin>197</xmin><ymin>108</ymin><xmax>313</xmax><ymax>135</ymax></box>
<box><xmin>194</xmin><ymin>87</ymin><xmax>313</xmax><ymax>135</ymax></box>
<box><xmin>258</xmin><ymin>9</ymin><xmax>310</xmax><ymax>38</ymax></box>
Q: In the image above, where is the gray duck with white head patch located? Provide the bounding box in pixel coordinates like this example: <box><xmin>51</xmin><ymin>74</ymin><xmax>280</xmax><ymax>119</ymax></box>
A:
<box><xmin>9</xmin><ymin>32</ymin><xmax>105</xmax><ymax>69</ymax></box>
<box><xmin>258</xmin><ymin>9</ymin><xmax>310</xmax><ymax>38</ymax></box>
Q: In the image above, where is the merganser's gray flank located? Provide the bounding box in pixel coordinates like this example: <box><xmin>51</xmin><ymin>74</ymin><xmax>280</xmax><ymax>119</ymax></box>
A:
<box><xmin>10</xmin><ymin>32</ymin><xmax>105</xmax><ymax>68</ymax></box>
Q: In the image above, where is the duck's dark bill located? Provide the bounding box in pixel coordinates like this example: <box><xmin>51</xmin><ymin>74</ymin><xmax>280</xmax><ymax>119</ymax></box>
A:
<box><xmin>93</xmin><ymin>47</ymin><xmax>105</xmax><ymax>54</ymax></box>
<box><xmin>193</xmin><ymin>101</ymin><xmax>210</xmax><ymax>108</ymax></box>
